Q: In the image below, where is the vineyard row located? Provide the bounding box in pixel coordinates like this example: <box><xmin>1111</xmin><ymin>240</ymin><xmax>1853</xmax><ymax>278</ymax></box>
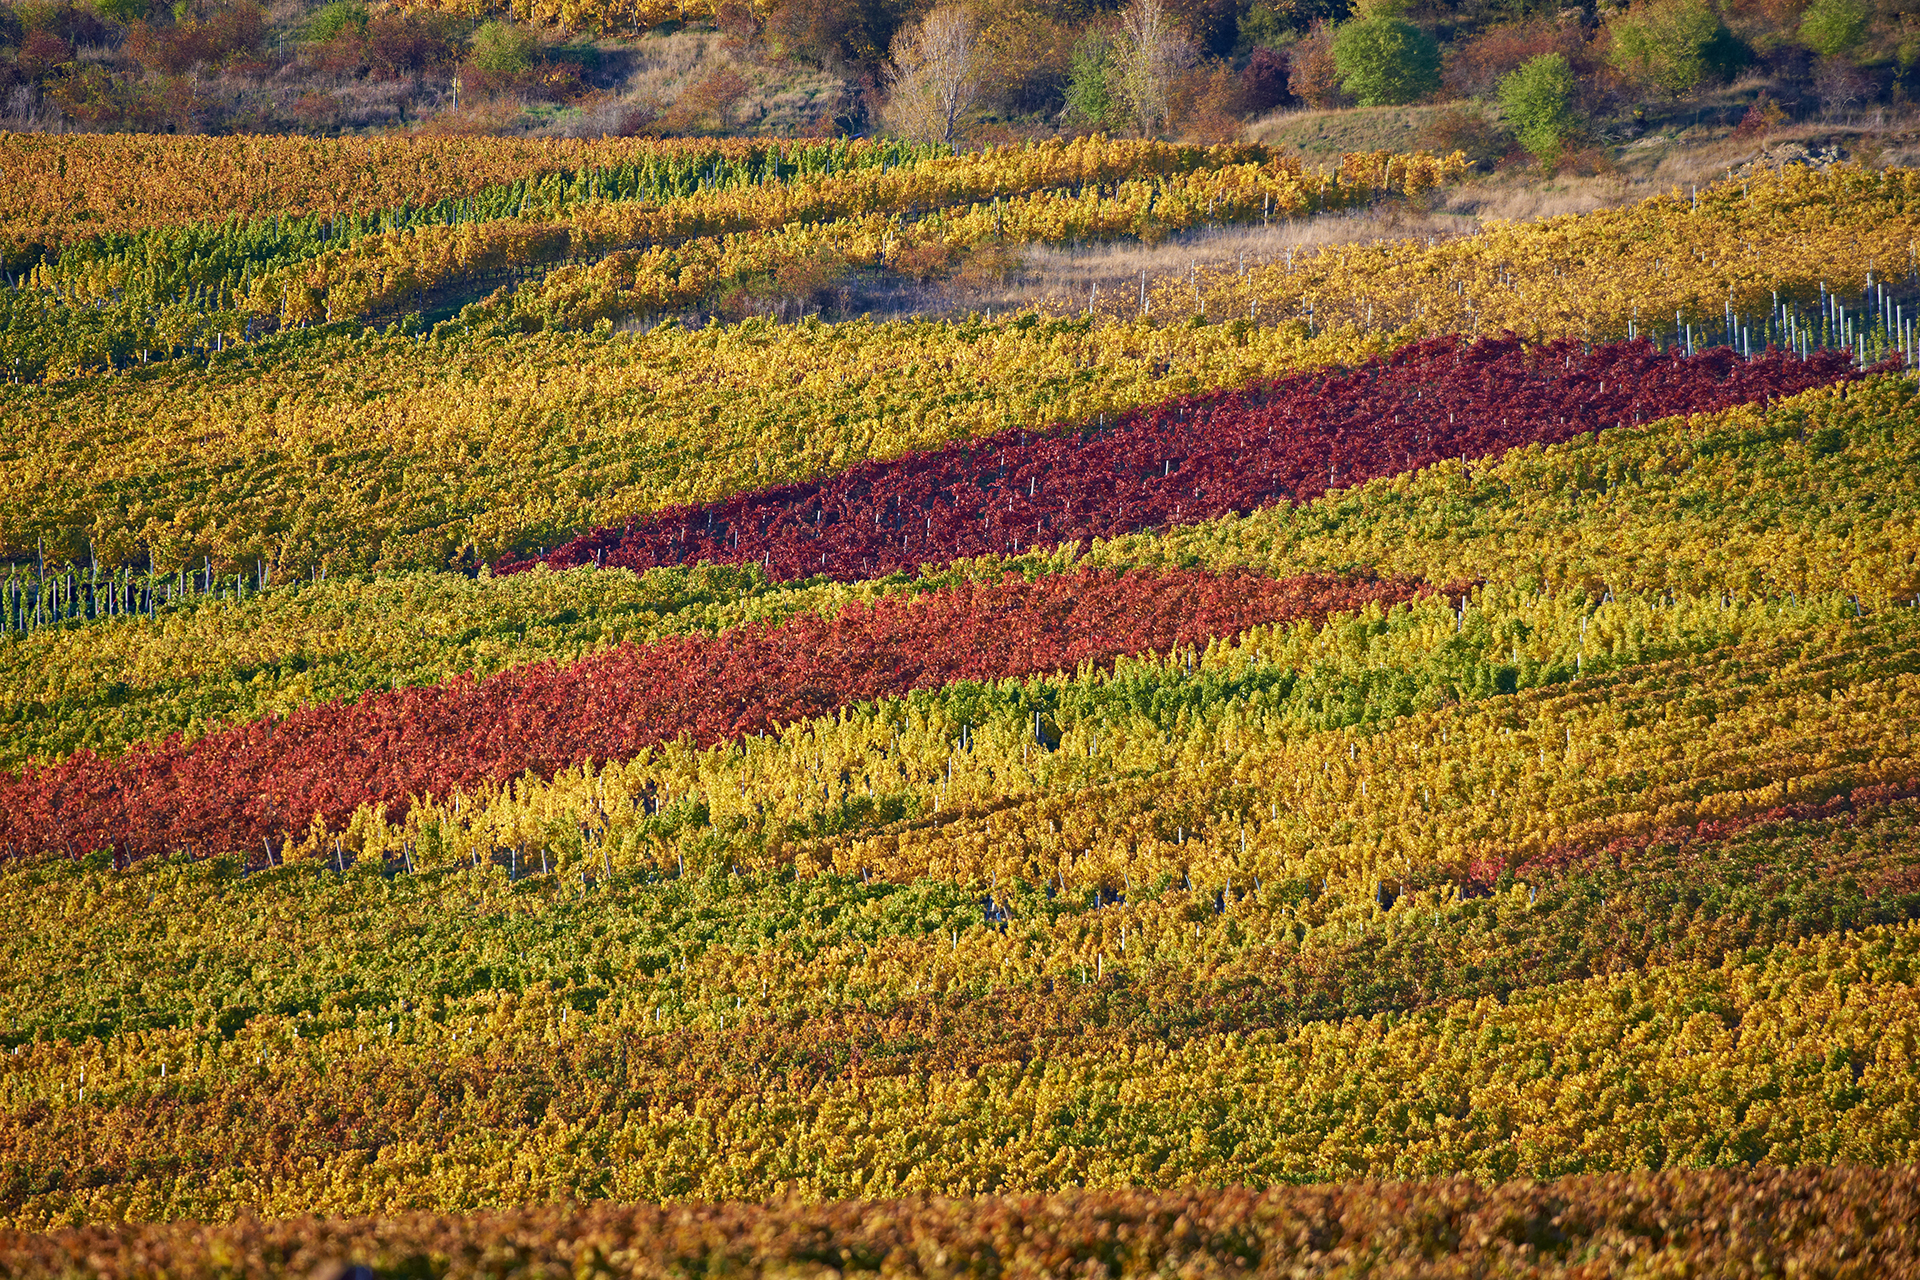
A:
<box><xmin>0</xmin><ymin>569</ymin><xmax>1419</xmax><ymax>862</ymax></box>
<box><xmin>5</xmin><ymin>168</ymin><xmax>1913</xmax><ymax>580</ymax></box>
<box><xmin>514</xmin><ymin>336</ymin><xmax>1859</xmax><ymax>581</ymax></box>
<box><xmin>5</xmin><ymin>372</ymin><xmax>1913</xmax><ymax>777</ymax></box>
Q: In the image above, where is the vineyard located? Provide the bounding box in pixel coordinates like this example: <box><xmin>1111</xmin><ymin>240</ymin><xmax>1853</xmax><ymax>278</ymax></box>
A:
<box><xmin>5</xmin><ymin>133</ymin><xmax>1920</xmax><ymax>1275</ymax></box>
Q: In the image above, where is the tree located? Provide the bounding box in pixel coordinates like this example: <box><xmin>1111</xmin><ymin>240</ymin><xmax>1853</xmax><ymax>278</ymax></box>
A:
<box><xmin>1240</xmin><ymin>45</ymin><xmax>1292</xmax><ymax>114</ymax></box>
<box><xmin>1331</xmin><ymin>3</ymin><xmax>1441</xmax><ymax>106</ymax></box>
<box><xmin>1498</xmin><ymin>52</ymin><xmax>1579</xmax><ymax>169</ymax></box>
<box><xmin>1164</xmin><ymin>0</ymin><xmax>1239</xmax><ymax>58</ymax></box>
<box><xmin>883</xmin><ymin>5</ymin><xmax>982</xmax><ymax>145</ymax></box>
<box><xmin>1799</xmin><ymin>0</ymin><xmax>1869</xmax><ymax>59</ymax></box>
<box><xmin>1287</xmin><ymin>20</ymin><xmax>1348</xmax><ymax>108</ymax></box>
<box><xmin>974</xmin><ymin>6</ymin><xmax>1079</xmax><ymax>119</ymax></box>
<box><xmin>1813</xmin><ymin>53</ymin><xmax>1871</xmax><ymax>115</ymax></box>
<box><xmin>1115</xmin><ymin>0</ymin><xmax>1191</xmax><ymax>136</ymax></box>
<box><xmin>1063</xmin><ymin>31</ymin><xmax>1128</xmax><ymax>130</ymax></box>
<box><xmin>1606</xmin><ymin>0</ymin><xmax>1727</xmax><ymax>97</ymax></box>
<box><xmin>762</xmin><ymin>0</ymin><xmax>903</xmax><ymax>75</ymax></box>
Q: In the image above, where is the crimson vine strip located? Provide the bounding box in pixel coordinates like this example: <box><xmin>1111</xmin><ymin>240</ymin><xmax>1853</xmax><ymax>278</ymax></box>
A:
<box><xmin>0</xmin><ymin>569</ymin><xmax>1424</xmax><ymax>863</ymax></box>
<box><xmin>506</xmin><ymin>336</ymin><xmax>1862</xmax><ymax>582</ymax></box>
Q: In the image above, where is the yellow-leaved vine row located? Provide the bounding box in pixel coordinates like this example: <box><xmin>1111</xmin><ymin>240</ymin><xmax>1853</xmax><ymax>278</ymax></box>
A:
<box><xmin>294</xmin><ymin>594</ymin><xmax>1918</xmax><ymax>920</ymax></box>
<box><xmin>1162</xmin><ymin>165</ymin><xmax>1920</xmax><ymax>346</ymax></box>
<box><xmin>5</xmin><ymin>921</ymin><xmax>1917</xmax><ymax>1221</ymax></box>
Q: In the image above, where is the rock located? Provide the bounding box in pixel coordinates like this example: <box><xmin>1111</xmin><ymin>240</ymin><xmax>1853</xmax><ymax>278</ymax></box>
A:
<box><xmin>1733</xmin><ymin>142</ymin><xmax>1850</xmax><ymax>177</ymax></box>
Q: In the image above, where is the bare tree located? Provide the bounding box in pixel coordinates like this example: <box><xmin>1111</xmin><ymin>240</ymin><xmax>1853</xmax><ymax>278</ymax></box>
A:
<box><xmin>884</xmin><ymin>6</ymin><xmax>983</xmax><ymax>146</ymax></box>
<box><xmin>1115</xmin><ymin>0</ymin><xmax>1191</xmax><ymax>137</ymax></box>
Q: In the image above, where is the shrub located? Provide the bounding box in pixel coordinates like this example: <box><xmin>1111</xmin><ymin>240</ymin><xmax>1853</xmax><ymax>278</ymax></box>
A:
<box><xmin>289</xmin><ymin>88</ymin><xmax>341</xmax><ymax>128</ymax></box>
<box><xmin>17</xmin><ymin>2</ymin><xmax>112</xmax><ymax>48</ymax></box>
<box><xmin>1417</xmin><ymin>105</ymin><xmax>1513</xmax><ymax>165</ymax></box>
<box><xmin>714</xmin><ymin>0</ymin><xmax>759</xmax><ymax>50</ymax></box>
<box><xmin>1607</xmin><ymin>0</ymin><xmax>1741</xmax><ymax>97</ymax></box>
<box><xmin>304</xmin><ymin>0</ymin><xmax>366</xmax><ymax>44</ymax></box>
<box><xmin>91</xmin><ymin>0</ymin><xmax>151</xmax><ymax>25</ymax></box>
<box><xmin>43</xmin><ymin>56</ymin><xmax>168</xmax><ymax>125</ymax></box>
<box><xmin>1444</xmin><ymin>18</ymin><xmax>1580</xmax><ymax>99</ymax></box>
<box><xmin>1733</xmin><ymin>94</ymin><xmax>1785</xmax><ymax>136</ymax></box>
<box><xmin>1799</xmin><ymin>0</ymin><xmax>1868</xmax><ymax>59</ymax></box>
<box><xmin>1498</xmin><ymin>51</ymin><xmax>1578</xmax><ymax>168</ymax></box>
<box><xmin>1331</xmin><ymin>12</ymin><xmax>1441</xmax><ymax>105</ymax></box>
<box><xmin>123</xmin><ymin>2</ymin><xmax>262</xmax><ymax>73</ymax></box>
<box><xmin>662</xmin><ymin>63</ymin><xmax>750</xmax><ymax>132</ymax></box>
<box><xmin>363</xmin><ymin>9</ymin><xmax>458</xmax><ymax>77</ymax></box>
<box><xmin>17</xmin><ymin>26</ymin><xmax>69</xmax><ymax>74</ymax></box>
<box><xmin>469</xmin><ymin>19</ymin><xmax>535</xmax><ymax>74</ymax></box>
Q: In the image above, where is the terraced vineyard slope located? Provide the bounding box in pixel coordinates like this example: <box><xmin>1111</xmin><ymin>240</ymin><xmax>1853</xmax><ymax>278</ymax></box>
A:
<box><xmin>4</xmin><ymin>137</ymin><xmax>1920</xmax><ymax>1275</ymax></box>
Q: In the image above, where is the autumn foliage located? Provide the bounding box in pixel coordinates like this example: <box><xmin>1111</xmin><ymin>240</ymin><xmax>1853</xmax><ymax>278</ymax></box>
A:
<box><xmin>510</xmin><ymin>336</ymin><xmax>1860</xmax><ymax>582</ymax></box>
<box><xmin>0</xmin><ymin>569</ymin><xmax>1423</xmax><ymax>861</ymax></box>
<box><xmin>11</xmin><ymin>1167</ymin><xmax>1920</xmax><ymax>1279</ymax></box>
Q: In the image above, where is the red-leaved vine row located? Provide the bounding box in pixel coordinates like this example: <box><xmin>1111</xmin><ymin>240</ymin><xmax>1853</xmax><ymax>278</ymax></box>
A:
<box><xmin>504</xmin><ymin>336</ymin><xmax>1861</xmax><ymax>581</ymax></box>
<box><xmin>1</xmin><ymin>569</ymin><xmax>1426</xmax><ymax>862</ymax></box>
